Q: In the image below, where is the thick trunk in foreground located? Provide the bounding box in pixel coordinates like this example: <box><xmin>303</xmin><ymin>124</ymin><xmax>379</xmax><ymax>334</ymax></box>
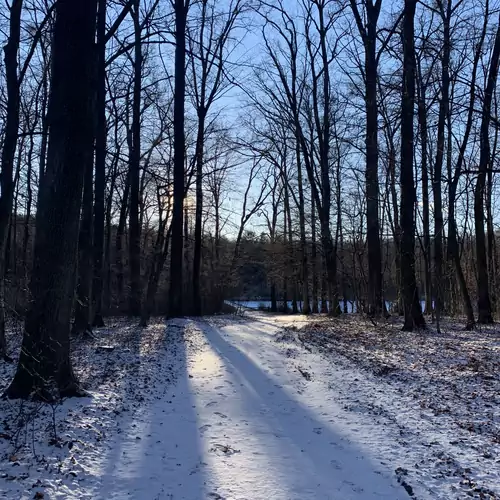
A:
<box><xmin>91</xmin><ymin>0</ymin><xmax>107</xmax><ymax>328</ymax></box>
<box><xmin>400</xmin><ymin>0</ymin><xmax>425</xmax><ymax>331</ymax></box>
<box><xmin>5</xmin><ymin>0</ymin><xmax>97</xmax><ymax>400</ymax></box>
<box><xmin>168</xmin><ymin>0</ymin><xmax>188</xmax><ymax>318</ymax></box>
<box><xmin>351</xmin><ymin>0</ymin><xmax>384</xmax><ymax>316</ymax></box>
<box><xmin>0</xmin><ymin>0</ymin><xmax>23</xmax><ymax>359</ymax></box>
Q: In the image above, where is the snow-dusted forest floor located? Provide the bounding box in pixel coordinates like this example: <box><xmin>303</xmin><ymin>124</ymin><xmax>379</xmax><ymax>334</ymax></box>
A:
<box><xmin>274</xmin><ymin>313</ymin><xmax>500</xmax><ymax>499</ymax></box>
<box><xmin>0</xmin><ymin>317</ymin><xmax>183</xmax><ymax>499</ymax></box>
<box><xmin>0</xmin><ymin>312</ymin><xmax>498</xmax><ymax>499</ymax></box>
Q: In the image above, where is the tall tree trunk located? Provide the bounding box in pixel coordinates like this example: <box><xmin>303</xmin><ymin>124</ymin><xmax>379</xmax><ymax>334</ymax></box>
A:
<box><xmin>282</xmin><ymin>198</ymin><xmax>288</xmax><ymax>313</ymax></box>
<box><xmin>116</xmin><ymin>172</ymin><xmax>130</xmax><ymax>306</ymax></box>
<box><xmin>141</xmin><ymin>224</ymin><xmax>172</xmax><ymax>326</ymax></box>
<box><xmin>92</xmin><ymin>0</ymin><xmax>107</xmax><ymax>327</ymax></box>
<box><xmin>296</xmin><ymin>131</ymin><xmax>309</xmax><ymax>314</ymax></box>
<box><xmin>445</xmin><ymin>0</ymin><xmax>488</xmax><ymax>330</ymax></box>
<box><xmin>311</xmin><ymin>195</ymin><xmax>319</xmax><ymax>313</ymax></box>
<box><xmin>416</xmin><ymin>57</ymin><xmax>432</xmax><ymax>315</ymax></box>
<box><xmin>183</xmin><ymin>203</ymin><xmax>190</xmax><ymax>300</ymax></box>
<box><xmin>351</xmin><ymin>0</ymin><xmax>384</xmax><ymax>316</ymax></box>
<box><xmin>23</xmin><ymin>129</ymin><xmax>34</xmax><ymax>277</ymax></box>
<box><xmin>72</xmin><ymin>147</ymin><xmax>94</xmax><ymax>336</ymax></box>
<box><xmin>169</xmin><ymin>0</ymin><xmax>188</xmax><ymax>318</ymax></box>
<box><xmin>192</xmin><ymin>109</ymin><xmax>205</xmax><ymax>316</ymax></box>
<box><xmin>128</xmin><ymin>0</ymin><xmax>142</xmax><ymax>316</ymax></box>
<box><xmin>400</xmin><ymin>0</ymin><xmax>425</xmax><ymax>331</ymax></box>
<box><xmin>432</xmin><ymin>0</ymin><xmax>451</xmax><ymax>331</ymax></box>
<box><xmin>474</xmin><ymin>12</ymin><xmax>500</xmax><ymax>324</ymax></box>
<box><xmin>5</xmin><ymin>0</ymin><xmax>97</xmax><ymax>399</ymax></box>
<box><xmin>0</xmin><ymin>0</ymin><xmax>23</xmax><ymax>359</ymax></box>
<box><xmin>286</xmin><ymin>184</ymin><xmax>298</xmax><ymax>314</ymax></box>
<box><xmin>487</xmin><ymin>106</ymin><xmax>499</xmax><ymax>312</ymax></box>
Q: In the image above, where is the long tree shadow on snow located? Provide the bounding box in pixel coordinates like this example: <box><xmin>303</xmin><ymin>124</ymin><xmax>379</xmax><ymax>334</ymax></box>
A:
<box><xmin>94</xmin><ymin>319</ymin><xmax>206</xmax><ymax>499</ymax></box>
<box><xmin>203</xmin><ymin>321</ymin><xmax>406</xmax><ymax>499</ymax></box>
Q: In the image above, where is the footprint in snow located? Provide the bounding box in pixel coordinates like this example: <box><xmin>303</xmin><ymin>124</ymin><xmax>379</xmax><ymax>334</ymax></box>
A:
<box><xmin>330</xmin><ymin>459</ymin><xmax>342</xmax><ymax>470</ymax></box>
<box><xmin>199</xmin><ymin>424</ymin><xmax>212</xmax><ymax>434</ymax></box>
<box><xmin>214</xmin><ymin>412</ymin><xmax>228</xmax><ymax>419</ymax></box>
<box><xmin>206</xmin><ymin>401</ymin><xmax>218</xmax><ymax>407</ymax></box>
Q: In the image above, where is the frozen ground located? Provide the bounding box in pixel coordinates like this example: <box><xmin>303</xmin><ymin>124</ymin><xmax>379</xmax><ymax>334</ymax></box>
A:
<box><xmin>0</xmin><ymin>312</ymin><xmax>498</xmax><ymax>499</ymax></box>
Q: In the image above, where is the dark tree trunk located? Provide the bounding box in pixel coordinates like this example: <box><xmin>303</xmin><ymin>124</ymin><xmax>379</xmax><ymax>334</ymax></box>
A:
<box><xmin>0</xmin><ymin>0</ymin><xmax>23</xmax><ymax>359</ymax></box>
<box><xmin>474</xmin><ymin>13</ymin><xmax>500</xmax><ymax>324</ymax></box>
<box><xmin>140</xmin><ymin>224</ymin><xmax>172</xmax><ymax>326</ymax></box>
<box><xmin>311</xmin><ymin>194</ymin><xmax>319</xmax><ymax>314</ymax></box>
<box><xmin>320</xmin><ymin>256</ymin><xmax>328</xmax><ymax>314</ymax></box>
<box><xmin>23</xmin><ymin>128</ymin><xmax>35</xmax><ymax>275</ymax></box>
<box><xmin>5</xmin><ymin>0</ymin><xmax>97</xmax><ymax>399</ymax></box>
<box><xmin>416</xmin><ymin>58</ymin><xmax>432</xmax><ymax>315</ymax></box>
<box><xmin>72</xmin><ymin>142</ymin><xmax>94</xmax><ymax>336</ymax></box>
<box><xmin>432</xmin><ymin>1</ymin><xmax>451</xmax><ymax>330</ymax></box>
<box><xmin>183</xmin><ymin>204</ymin><xmax>190</xmax><ymax>300</ymax></box>
<box><xmin>487</xmin><ymin>113</ymin><xmax>499</xmax><ymax>312</ymax></box>
<box><xmin>128</xmin><ymin>0</ymin><xmax>143</xmax><ymax>316</ymax></box>
<box><xmin>444</xmin><ymin>0</ymin><xmax>488</xmax><ymax>330</ymax></box>
<box><xmin>192</xmin><ymin>109</ymin><xmax>206</xmax><ymax>316</ymax></box>
<box><xmin>295</xmin><ymin>133</ymin><xmax>309</xmax><ymax>314</ymax></box>
<box><xmin>270</xmin><ymin>282</ymin><xmax>277</xmax><ymax>312</ymax></box>
<box><xmin>282</xmin><ymin>201</ymin><xmax>289</xmax><ymax>313</ymax></box>
<box><xmin>400</xmin><ymin>0</ymin><xmax>425</xmax><ymax>331</ymax></box>
<box><xmin>92</xmin><ymin>0</ymin><xmax>107</xmax><ymax>328</ymax></box>
<box><xmin>116</xmin><ymin>172</ymin><xmax>130</xmax><ymax>306</ymax></box>
<box><xmin>350</xmin><ymin>0</ymin><xmax>384</xmax><ymax>316</ymax></box>
<box><xmin>284</xmin><ymin>174</ymin><xmax>298</xmax><ymax>314</ymax></box>
<box><xmin>169</xmin><ymin>0</ymin><xmax>188</xmax><ymax>318</ymax></box>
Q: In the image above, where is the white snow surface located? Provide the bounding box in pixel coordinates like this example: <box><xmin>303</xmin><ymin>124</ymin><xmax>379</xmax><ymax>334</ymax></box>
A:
<box><xmin>0</xmin><ymin>312</ymin><xmax>498</xmax><ymax>499</ymax></box>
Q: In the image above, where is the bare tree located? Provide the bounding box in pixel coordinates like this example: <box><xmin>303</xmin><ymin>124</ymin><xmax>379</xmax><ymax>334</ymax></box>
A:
<box><xmin>5</xmin><ymin>0</ymin><xmax>97</xmax><ymax>399</ymax></box>
<box><xmin>400</xmin><ymin>0</ymin><xmax>425</xmax><ymax>331</ymax></box>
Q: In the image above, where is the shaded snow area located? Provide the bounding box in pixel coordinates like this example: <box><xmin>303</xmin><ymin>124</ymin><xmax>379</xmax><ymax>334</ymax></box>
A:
<box><xmin>0</xmin><ymin>318</ymin><xmax>182</xmax><ymax>499</ymax></box>
<box><xmin>277</xmin><ymin>313</ymin><xmax>500</xmax><ymax>499</ymax></box>
<box><xmin>0</xmin><ymin>312</ymin><xmax>496</xmax><ymax>499</ymax></box>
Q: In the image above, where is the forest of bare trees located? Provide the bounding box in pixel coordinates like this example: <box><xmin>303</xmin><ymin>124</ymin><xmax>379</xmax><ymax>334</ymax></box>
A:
<box><xmin>0</xmin><ymin>0</ymin><xmax>500</xmax><ymax>398</ymax></box>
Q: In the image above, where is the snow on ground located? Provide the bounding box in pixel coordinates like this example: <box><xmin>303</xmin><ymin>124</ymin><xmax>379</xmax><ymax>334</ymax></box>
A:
<box><xmin>271</xmin><ymin>313</ymin><xmax>500</xmax><ymax>499</ymax></box>
<box><xmin>0</xmin><ymin>311</ymin><xmax>497</xmax><ymax>499</ymax></box>
<box><xmin>0</xmin><ymin>317</ymin><xmax>183</xmax><ymax>499</ymax></box>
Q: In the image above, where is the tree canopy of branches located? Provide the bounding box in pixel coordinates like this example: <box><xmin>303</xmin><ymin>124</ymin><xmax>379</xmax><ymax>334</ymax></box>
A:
<box><xmin>3</xmin><ymin>0</ymin><xmax>500</xmax><ymax>398</ymax></box>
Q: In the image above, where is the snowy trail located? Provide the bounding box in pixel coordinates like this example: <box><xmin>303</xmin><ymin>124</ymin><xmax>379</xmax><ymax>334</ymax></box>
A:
<box><xmin>91</xmin><ymin>316</ymin><xmax>406</xmax><ymax>500</ymax></box>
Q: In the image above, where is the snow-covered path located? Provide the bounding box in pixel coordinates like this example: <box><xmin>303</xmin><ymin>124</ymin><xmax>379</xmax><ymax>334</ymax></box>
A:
<box><xmin>93</xmin><ymin>315</ymin><xmax>406</xmax><ymax>500</ymax></box>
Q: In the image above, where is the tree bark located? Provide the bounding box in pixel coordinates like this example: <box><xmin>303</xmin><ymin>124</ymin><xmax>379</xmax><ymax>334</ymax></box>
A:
<box><xmin>128</xmin><ymin>0</ymin><xmax>143</xmax><ymax>316</ymax></box>
<box><xmin>350</xmin><ymin>0</ymin><xmax>384</xmax><ymax>316</ymax></box>
<box><xmin>432</xmin><ymin>0</ymin><xmax>451</xmax><ymax>330</ymax></box>
<box><xmin>168</xmin><ymin>0</ymin><xmax>189</xmax><ymax>318</ymax></box>
<box><xmin>192</xmin><ymin>109</ymin><xmax>205</xmax><ymax>316</ymax></box>
<box><xmin>416</xmin><ymin>56</ymin><xmax>432</xmax><ymax>315</ymax></box>
<box><xmin>91</xmin><ymin>0</ymin><xmax>107</xmax><ymax>327</ymax></box>
<box><xmin>5</xmin><ymin>0</ymin><xmax>97</xmax><ymax>399</ymax></box>
<box><xmin>0</xmin><ymin>0</ymin><xmax>23</xmax><ymax>359</ymax></box>
<box><xmin>72</xmin><ymin>140</ymin><xmax>94</xmax><ymax>336</ymax></box>
<box><xmin>474</xmin><ymin>12</ymin><xmax>500</xmax><ymax>324</ymax></box>
<box><xmin>400</xmin><ymin>0</ymin><xmax>425</xmax><ymax>331</ymax></box>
